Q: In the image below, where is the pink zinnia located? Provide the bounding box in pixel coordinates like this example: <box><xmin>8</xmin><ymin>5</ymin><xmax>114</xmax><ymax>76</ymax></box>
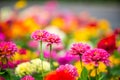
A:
<box><xmin>0</xmin><ymin>76</ymin><xmax>5</xmax><ymax>80</ymax></box>
<box><xmin>56</xmin><ymin>64</ymin><xmax>78</xmax><ymax>78</ymax></box>
<box><xmin>0</xmin><ymin>41</ymin><xmax>17</xmax><ymax>58</ymax></box>
<box><xmin>46</xmin><ymin>33</ymin><xmax>61</xmax><ymax>46</ymax></box>
<box><xmin>18</xmin><ymin>48</ymin><xmax>26</xmax><ymax>55</ymax></box>
<box><xmin>69</xmin><ymin>43</ymin><xmax>91</xmax><ymax>55</ymax></box>
<box><xmin>31</xmin><ymin>30</ymin><xmax>49</xmax><ymax>41</ymax></box>
<box><xmin>82</xmin><ymin>48</ymin><xmax>110</xmax><ymax>66</ymax></box>
<box><xmin>21</xmin><ymin>75</ymin><xmax>35</xmax><ymax>80</ymax></box>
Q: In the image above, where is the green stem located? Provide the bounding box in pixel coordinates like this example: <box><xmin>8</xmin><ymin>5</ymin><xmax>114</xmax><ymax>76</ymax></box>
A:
<box><xmin>40</xmin><ymin>41</ymin><xmax>44</xmax><ymax>79</ymax></box>
<box><xmin>79</xmin><ymin>55</ymin><xmax>83</xmax><ymax>69</ymax></box>
<box><xmin>95</xmin><ymin>66</ymin><xmax>98</xmax><ymax>80</ymax></box>
<box><xmin>49</xmin><ymin>44</ymin><xmax>52</xmax><ymax>70</ymax></box>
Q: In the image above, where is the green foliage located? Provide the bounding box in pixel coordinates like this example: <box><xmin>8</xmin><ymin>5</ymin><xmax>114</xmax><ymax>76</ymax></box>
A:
<box><xmin>79</xmin><ymin>67</ymin><xmax>88</xmax><ymax>80</ymax></box>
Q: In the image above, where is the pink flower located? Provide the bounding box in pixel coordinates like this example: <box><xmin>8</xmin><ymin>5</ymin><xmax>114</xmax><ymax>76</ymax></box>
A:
<box><xmin>69</xmin><ymin>43</ymin><xmax>91</xmax><ymax>55</ymax></box>
<box><xmin>46</xmin><ymin>33</ymin><xmax>61</xmax><ymax>46</ymax></box>
<box><xmin>31</xmin><ymin>30</ymin><xmax>49</xmax><ymax>41</ymax></box>
<box><xmin>0</xmin><ymin>33</ymin><xmax>5</xmax><ymax>41</ymax></box>
<box><xmin>0</xmin><ymin>41</ymin><xmax>17</xmax><ymax>58</ymax></box>
<box><xmin>18</xmin><ymin>48</ymin><xmax>26</xmax><ymax>55</ymax></box>
<box><xmin>21</xmin><ymin>75</ymin><xmax>35</xmax><ymax>80</ymax></box>
<box><xmin>56</xmin><ymin>64</ymin><xmax>78</xmax><ymax>78</ymax></box>
<box><xmin>82</xmin><ymin>48</ymin><xmax>110</xmax><ymax>66</ymax></box>
<box><xmin>0</xmin><ymin>76</ymin><xmax>5</xmax><ymax>80</ymax></box>
<box><xmin>28</xmin><ymin>40</ymin><xmax>38</xmax><ymax>48</ymax></box>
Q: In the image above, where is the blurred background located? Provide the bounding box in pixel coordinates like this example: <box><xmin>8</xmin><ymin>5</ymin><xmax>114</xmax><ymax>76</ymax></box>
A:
<box><xmin>0</xmin><ymin>0</ymin><xmax>120</xmax><ymax>29</ymax></box>
<box><xmin>0</xmin><ymin>1</ymin><xmax>120</xmax><ymax>80</ymax></box>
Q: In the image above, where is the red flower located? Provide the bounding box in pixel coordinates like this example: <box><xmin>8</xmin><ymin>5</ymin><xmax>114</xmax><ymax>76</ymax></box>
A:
<box><xmin>45</xmin><ymin>64</ymin><xmax>78</xmax><ymax>80</ymax></box>
<box><xmin>45</xmin><ymin>70</ymin><xmax>76</xmax><ymax>80</ymax></box>
<box><xmin>44</xmin><ymin>71</ymin><xmax>58</xmax><ymax>80</ymax></box>
<box><xmin>97</xmin><ymin>35</ymin><xmax>116</xmax><ymax>54</ymax></box>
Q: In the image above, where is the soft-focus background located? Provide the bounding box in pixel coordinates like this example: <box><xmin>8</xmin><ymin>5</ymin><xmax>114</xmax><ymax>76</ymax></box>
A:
<box><xmin>0</xmin><ymin>0</ymin><xmax>120</xmax><ymax>80</ymax></box>
<box><xmin>0</xmin><ymin>0</ymin><xmax>120</xmax><ymax>29</ymax></box>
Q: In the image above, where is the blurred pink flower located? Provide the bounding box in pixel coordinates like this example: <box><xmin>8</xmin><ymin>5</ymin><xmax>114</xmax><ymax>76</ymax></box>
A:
<box><xmin>0</xmin><ymin>61</ymin><xmax>19</xmax><ymax>69</ymax></box>
<box><xmin>44</xmin><ymin>1</ymin><xmax>57</xmax><ymax>12</ymax></box>
<box><xmin>57</xmin><ymin>51</ymin><xmax>79</xmax><ymax>65</ymax></box>
<box><xmin>82</xmin><ymin>48</ymin><xmax>110</xmax><ymax>66</ymax></box>
<box><xmin>43</xmin><ymin>50</ymin><xmax>58</xmax><ymax>60</ymax></box>
<box><xmin>0</xmin><ymin>41</ymin><xmax>17</xmax><ymax>58</ymax></box>
<box><xmin>31</xmin><ymin>30</ymin><xmax>49</xmax><ymax>41</ymax></box>
<box><xmin>18</xmin><ymin>48</ymin><xmax>26</xmax><ymax>55</ymax></box>
<box><xmin>21</xmin><ymin>75</ymin><xmax>35</xmax><ymax>80</ymax></box>
<box><xmin>46</xmin><ymin>33</ymin><xmax>61</xmax><ymax>46</ymax></box>
<box><xmin>118</xmin><ymin>46</ymin><xmax>120</xmax><ymax>53</ymax></box>
<box><xmin>56</xmin><ymin>64</ymin><xmax>78</xmax><ymax>78</ymax></box>
<box><xmin>0</xmin><ymin>33</ymin><xmax>5</xmax><ymax>41</ymax></box>
<box><xmin>69</xmin><ymin>43</ymin><xmax>91</xmax><ymax>55</ymax></box>
<box><xmin>0</xmin><ymin>76</ymin><xmax>5</xmax><ymax>80</ymax></box>
<box><xmin>28</xmin><ymin>40</ymin><xmax>38</xmax><ymax>48</ymax></box>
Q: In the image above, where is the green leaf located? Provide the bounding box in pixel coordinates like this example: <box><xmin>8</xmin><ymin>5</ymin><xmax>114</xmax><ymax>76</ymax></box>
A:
<box><xmin>113</xmin><ymin>50</ymin><xmax>120</xmax><ymax>59</ymax></box>
<box><xmin>98</xmin><ymin>74</ymin><xmax>104</xmax><ymax>80</ymax></box>
<box><xmin>80</xmin><ymin>67</ymin><xmax>88</xmax><ymax>80</ymax></box>
<box><xmin>0</xmin><ymin>71</ymin><xmax>5</xmax><ymax>75</ymax></box>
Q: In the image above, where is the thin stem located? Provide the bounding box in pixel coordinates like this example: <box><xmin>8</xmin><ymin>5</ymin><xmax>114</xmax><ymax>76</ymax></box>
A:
<box><xmin>49</xmin><ymin>44</ymin><xmax>52</xmax><ymax>70</ymax></box>
<box><xmin>95</xmin><ymin>66</ymin><xmax>98</xmax><ymax>80</ymax></box>
<box><xmin>40</xmin><ymin>41</ymin><xmax>44</xmax><ymax>79</ymax></box>
<box><xmin>79</xmin><ymin>55</ymin><xmax>83</xmax><ymax>69</ymax></box>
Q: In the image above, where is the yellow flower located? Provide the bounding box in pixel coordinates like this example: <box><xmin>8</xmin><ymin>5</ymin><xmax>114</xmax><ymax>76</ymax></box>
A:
<box><xmin>15</xmin><ymin>58</ymin><xmax>50</xmax><ymax>77</ymax></box>
<box><xmin>74</xmin><ymin>27</ymin><xmax>98</xmax><ymax>42</ymax></box>
<box><xmin>98</xmin><ymin>19</ymin><xmax>112</xmax><ymax>34</ymax></box>
<box><xmin>14</xmin><ymin>0</ymin><xmax>27</xmax><ymax>9</ymax></box>
<box><xmin>15</xmin><ymin>62</ymin><xmax>36</xmax><ymax>77</ymax></box>
<box><xmin>13</xmin><ymin>47</ymin><xmax>38</xmax><ymax>61</ymax></box>
<box><xmin>109</xmin><ymin>55</ymin><xmax>120</xmax><ymax>66</ymax></box>
<box><xmin>51</xmin><ymin>17</ymin><xmax>64</xmax><ymax>28</ymax></box>
<box><xmin>74</xmin><ymin>61</ymin><xmax>107</xmax><ymax>77</ymax></box>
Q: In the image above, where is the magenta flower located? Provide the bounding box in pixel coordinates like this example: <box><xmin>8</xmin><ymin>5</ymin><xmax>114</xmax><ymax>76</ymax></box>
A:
<box><xmin>69</xmin><ymin>43</ymin><xmax>91</xmax><ymax>55</ymax></box>
<box><xmin>31</xmin><ymin>30</ymin><xmax>49</xmax><ymax>41</ymax></box>
<box><xmin>0</xmin><ymin>41</ymin><xmax>17</xmax><ymax>58</ymax></box>
<box><xmin>82</xmin><ymin>48</ymin><xmax>110</xmax><ymax>66</ymax></box>
<box><xmin>43</xmin><ymin>50</ymin><xmax>59</xmax><ymax>60</ymax></box>
<box><xmin>56</xmin><ymin>64</ymin><xmax>78</xmax><ymax>78</ymax></box>
<box><xmin>0</xmin><ymin>76</ymin><xmax>5</xmax><ymax>80</ymax></box>
<box><xmin>0</xmin><ymin>33</ymin><xmax>5</xmax><ymax>41</ymax></box>
<box><xmin>18</xmin><ymin>48</ymin><xmax>27</xmax><ymax>55</ymax></box>
<box><xmin>57</xmin><ymin>51</ymin><xmax>79</xmax><ymax>65</ymax></box>
<box><xmin>28</xmin><ymin>40</ymin><xmax>38</xmax><ymax>48</ymax></box>
<box><xmin>46</xmin><ymin>33</ymin><xmax>61</xmax><ymax>46</ymax></box>
<box><xmin>21</xmin><ymin>75</ymin><xmax>35</xmax><ymax>80</ymax></box>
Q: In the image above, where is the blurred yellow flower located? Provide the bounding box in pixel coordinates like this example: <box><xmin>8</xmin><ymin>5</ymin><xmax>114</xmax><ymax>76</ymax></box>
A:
<box><xmin>14</xmin><ymin>0</ymin><xmax>27</xmax><ymax>9</ymax></box>
<box><xmin>15</xmin><ymin>62</ymin><xmax>36</xmax><ymax>77</ymax></box>
<box><xmin>109</xmin><ymin>55</ymin><xmax>120</xmax><ymax>66</ymax></box>
<box><xmin>13</xmin><ymin>48</ymin><xmax>38</xmax><ymax>61</ymax></box>
<box><xmin>74</xmin><ymin>27</ymin><xmax>98</xmax><ymax>41</ymax></box>
<box><xmin>51</xmin><ymin>17</ymin><xmax>64</xmax><ymax>28</ymax></box>
<box><xmin>15</xmin><ymin>58</ymin><xmax>50</xmax><ymax>77</ymax></box>
<box><xmin>74</xmin><ymin>61</ymin><xmax>107</xmax><ymax>77</ymax></box>
<box><xmin>98</xmin><ymin>19</ymin><xmax>112</xmax><ymax>34</ymax></box>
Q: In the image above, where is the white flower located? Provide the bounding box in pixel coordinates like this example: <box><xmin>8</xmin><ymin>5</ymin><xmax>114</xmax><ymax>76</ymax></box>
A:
<box><xmin>15</xmin><ymin>58</ymin><xmax>50</xmax><ymax>77</ymax></box>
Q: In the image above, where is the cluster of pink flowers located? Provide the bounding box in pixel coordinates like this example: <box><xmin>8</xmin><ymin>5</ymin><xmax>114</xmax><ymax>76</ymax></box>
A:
<box><xmin>69</xmin><ymin>43</ymin><xmax>91</xmax><ymax>55</ymax></box>
<box><xmin>31</xmin><ymin>30</ymin><xmax>61</xmax><ymax>46</ymax></box>
<box><xmin>46</xmin><ymin>33</ymin><xmax>61</xmax><ymax>46</ymax></box>
<box><xmin>56</xmin><ymin>64</ymin><xmax>78</xmax><ymax>78</ymax></box>
<box><xmin>21</xmin><ymin>75</ymin><xmax>35</xmax><ymax>80</ymax></box>
<box><xmin>0</xmin><ymin>41</ymin><xmax>17</xmax><ymax>58</ymax></box>
<box><xmin>82</xmin><ymin>48</ymin><xmax>110</xmax><ymax>66</ymax></box>
<box><xmin>0</xmin><ymin>61</ymin><xmax>19</xmax><ymax>69</ymax></box>
<box><xmin>31</xmin><ymin>30</ymin><xmax>49</xmax><ymax>41</ymax></box>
